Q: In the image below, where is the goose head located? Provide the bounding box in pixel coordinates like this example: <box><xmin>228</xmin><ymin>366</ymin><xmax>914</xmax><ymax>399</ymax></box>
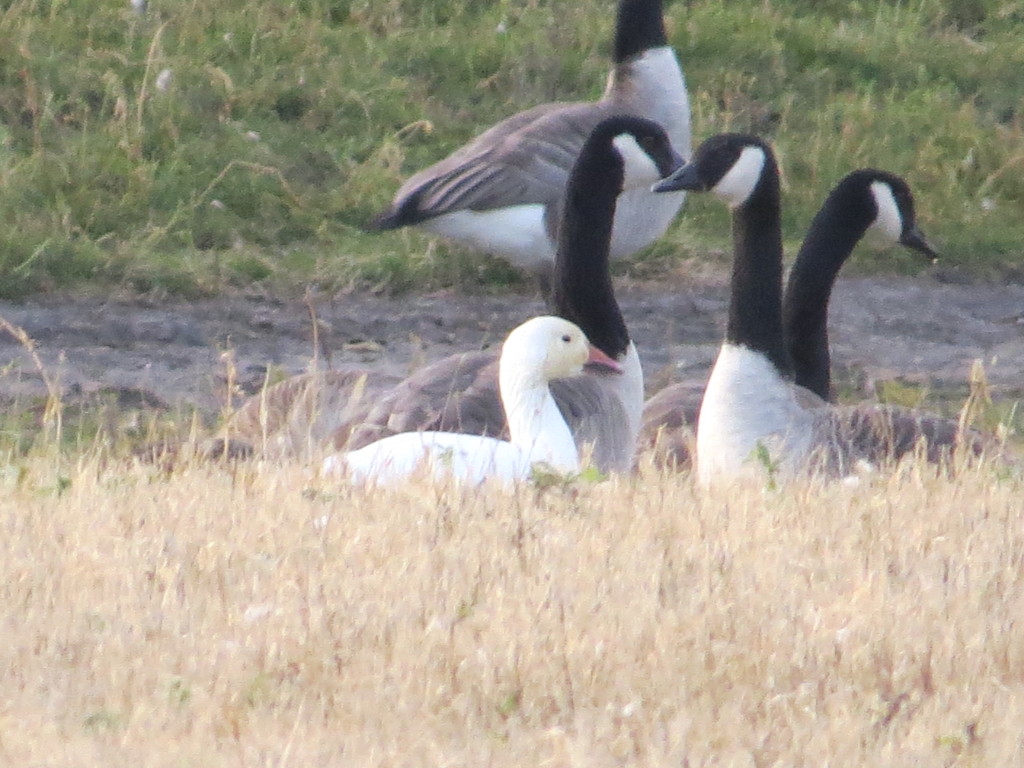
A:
<box><xmin>652</xmin><ymin>133</ymin><xmax>772</xmax><ymax>208</ymax></box>
<box><xmin>852</xmin><ymin>170</ymin><xmax>937</xmax><ymax>259</ymax></box>
<box><xmin>502</xmin><ymin>317</ymin><xmax>623</xmax><ymax>385</ymax></box>
<box><xmin>782</xmin><ymin>168</ymin><xmax>937</xmax><ymax>402</ymax></box>
<box><xmin>585</xmin><ymin>114</ymin><xmax>685</xmax><ymax>193</ymax></box>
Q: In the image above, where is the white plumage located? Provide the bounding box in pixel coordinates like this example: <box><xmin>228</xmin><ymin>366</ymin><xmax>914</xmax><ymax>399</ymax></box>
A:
<box><xmin>695</xmin><ymin>343</ymin><xmax>819</xmax><ymax>482</ymax></box>
<box><xmin>322</xmin><ymin>316</ymin><xmax>621</xmax><ymax>486</ymax></box>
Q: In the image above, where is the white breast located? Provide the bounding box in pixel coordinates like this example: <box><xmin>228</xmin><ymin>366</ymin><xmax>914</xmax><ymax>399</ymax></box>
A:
<box><xmin>607</xmin><ymin>46</ymin><xmax>691</xmax><ymax>154</ymax></box>
<box><xmin>696</xmin><ymin>344</ymin><xmax>817</xmax><ymax>485</ymax></box>
<box><xmin>604</xmin><ymin>46</ymin><xmax>690</xmax><ymax>261</ymax></box>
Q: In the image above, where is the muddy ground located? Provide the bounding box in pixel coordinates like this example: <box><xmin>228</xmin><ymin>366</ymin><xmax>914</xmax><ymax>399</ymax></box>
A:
<box><xmin>0</xmin><ymin>272</ymin><xmax>1021</xmax><ymax>433</ymax></box>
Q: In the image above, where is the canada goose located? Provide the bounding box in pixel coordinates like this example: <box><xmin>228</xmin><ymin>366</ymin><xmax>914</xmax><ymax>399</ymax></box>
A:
<box><xmin>322</xmin><ymin>316</ymin><xmax>622</xmax><ymax>485</ymax></box>
<box><xmin>639</xmin><ymin>168</ymin><xmax>938</xmax><ymax>468</ymax></box>
<box><xmin>342</xmin><ymin>115</ymin><xmax>684</xmax><ymax>473</ymax></box>
<box><xmin>368</xmin><ymin>0</ymin><xmax>690</xmax><ymax>275</ymax></box>
<box><xmin>652</xmin><ymin>134</ymin><xmax>990</xmax><ymax>483</ymax></box>
<box><xmin>783</xmin><ymin>168</ymin><xmax>937</xmax><ymax>400</ymax></box>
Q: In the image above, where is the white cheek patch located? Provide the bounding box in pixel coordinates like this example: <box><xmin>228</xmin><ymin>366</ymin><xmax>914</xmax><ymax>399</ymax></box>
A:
<box><xmin>712</xmin><ymin>145</ymin><xmax>766</xmax><ymax>208</ymax></box>
<box><xmin>612</xmin><ymin>133</ymin><xmax>661</xmax><ymax>190</ymax></box>
<box><xmin>865</xmin><ymin>180</ymin><xmax>903</xmax><ymax>246</ymax></box>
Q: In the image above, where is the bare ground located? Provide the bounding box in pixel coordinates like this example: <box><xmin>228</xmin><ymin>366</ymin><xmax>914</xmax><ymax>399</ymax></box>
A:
<box><xmin>0</xmin><ymin>272</ymin><xmax>1020</xmax><ymax>428</ymax></box>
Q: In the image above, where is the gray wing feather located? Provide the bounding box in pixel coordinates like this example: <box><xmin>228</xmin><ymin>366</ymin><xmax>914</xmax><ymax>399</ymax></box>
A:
<box><xmin>549</xmin><ymin>377</ymin><xmax>635</xmax><ymax>473</ymax></box>
<box><xmin>221</xmin><ymin>370</ymin><xmax>381</xmax><ymax>459</ymax></box>
<box><xmin>391</xmin><ymin>103</ymin><xmax>614</xmax><ymax>219</ymax></box>
<box><xmin>339</xmin><ymin>351</ymin><xmax>502</xmax><ymax>449</ymax></box>
<box><xmin>814</xmin><ymin>403</ymin><xmax>1000</xmax><ymax>473</ymax></box>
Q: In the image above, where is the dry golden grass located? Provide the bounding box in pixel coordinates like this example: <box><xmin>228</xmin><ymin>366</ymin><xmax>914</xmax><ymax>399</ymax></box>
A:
<box><xmin>2</xmin><ymin>450</ymin><xmax>1023</xmax><ymax>766</ymax></box>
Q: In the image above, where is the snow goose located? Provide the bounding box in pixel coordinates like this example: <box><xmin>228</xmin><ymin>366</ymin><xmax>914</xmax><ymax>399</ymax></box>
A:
<box><xmin>341</xmin><ymin>115</ymin><xmax>684</xmax><ymax>473</ymax></box>
<box><xmin>369</xmin><ymin>0</ymin><xmax>690</xmax><ymax>275</ymax></box>
<box><xmin>639</xmin><ymin>168</ymin><xmax>938</xmax><ymax>467</ymax></box>
<box><xmin>322</xmin><ymin>316</ymin><xmax>622</xmax><ymax>485</ymax></box>
<box><xmin>652</xmin><ymin>134</ymin><xmax>993</xmax><ymax>484</ymax></box>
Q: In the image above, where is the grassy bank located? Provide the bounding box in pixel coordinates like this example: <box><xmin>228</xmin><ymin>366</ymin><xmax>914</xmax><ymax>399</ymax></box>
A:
<box><xmin>0</xmin><ymin>0</ymin><xmax>1021</xmax><ymax>297</ymax></box>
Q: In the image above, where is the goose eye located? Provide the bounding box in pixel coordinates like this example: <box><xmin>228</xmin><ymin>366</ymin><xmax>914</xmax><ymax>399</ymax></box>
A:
<box><xmin>561</xmin><ymin>334</ymin><xmax>572</xmax><ymax>343</ymax></box>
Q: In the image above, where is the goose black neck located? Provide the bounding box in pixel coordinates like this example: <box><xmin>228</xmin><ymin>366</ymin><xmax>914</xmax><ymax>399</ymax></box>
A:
<box><xmin>726</xmin><ymin>162</ymin><xmax>791</xmax><ymax>375</ymax></box>
<box><xmin>783</xmin><ymin>181</ymin><xmax>875</xmax><ymax>399</ymax></box>
<box><xmin>549</xmin><ymin>142</ymin><xmax>629</xmax><ymax>359</ymax></box>
<box><xmin>614</xmin><ymin>0</ymin><xmax>667</xmax><ymax>62</ymax></box>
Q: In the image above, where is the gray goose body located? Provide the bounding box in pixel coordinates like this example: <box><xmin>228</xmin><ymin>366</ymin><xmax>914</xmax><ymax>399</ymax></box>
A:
<box><xmin>370</xmin><ymin>0</ymin><xmax>690</xmax><ymax>274</ymax></box>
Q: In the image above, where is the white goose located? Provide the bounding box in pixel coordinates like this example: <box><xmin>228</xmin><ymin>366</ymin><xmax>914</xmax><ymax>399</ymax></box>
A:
<box><xmin>652</xmin><ymin>134</ymin><xmax>993</xmax><ymax>484</ymax></box>
<box><xmin>322</xmin><ymin>316</ymin><xmax>621</xmax><ymax>485</ymax></box>
<box><xmin>369</xmin><ymin>0</ymin><xmax>690</xmax><ymax>276</ymax></box>
<box><xmin>342</xmin><ymin>115</ymin><xmax>684</xmax><ymax>473</ymax></box>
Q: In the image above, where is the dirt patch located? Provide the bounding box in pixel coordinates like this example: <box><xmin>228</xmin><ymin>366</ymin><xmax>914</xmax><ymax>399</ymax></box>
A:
<box><xmin>0</xmin><ymin>273</ymin><xmax>1020</xmax><ymax>428</ymax></box>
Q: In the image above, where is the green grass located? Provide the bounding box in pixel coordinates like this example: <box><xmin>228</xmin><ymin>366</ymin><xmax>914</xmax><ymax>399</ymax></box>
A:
<box><xmin>0</xmin><ymin>0</ymin><xmax>1021</xmax><ymax>298</ymax></box>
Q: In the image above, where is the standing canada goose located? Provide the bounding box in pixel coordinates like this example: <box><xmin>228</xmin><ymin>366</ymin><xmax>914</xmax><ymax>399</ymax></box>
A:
<box><xmin>342</xmin><ymin>115</ymin><xmax>685</xmax><ymax>473</ymax></box>
<box><xmin>639</xmin><ymin>168</ymin><xmax>938</xmax><ymax>468</ymax></box>
<box><xmin>652</xmin><ymin>134</ymin><xmax>990</xmax><ymax>483</ymax></box>
<box><xmin>322</xmin><ymin>316</ymin><xmax>622</xmax><ymax>485</ymax></box>
<box><xmin>369</xmin><ymin>0</ymin><xmax>691</xmax><ymax>275</ymax></box>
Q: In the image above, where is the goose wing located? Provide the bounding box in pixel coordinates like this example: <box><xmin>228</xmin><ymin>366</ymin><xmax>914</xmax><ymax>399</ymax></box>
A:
<box><xmin>372</xmin><ymin>103</ymin><xmax>614</xmax><ymax>228</ymax></box>
<box><xmin>339</xmin><ymin>351</ymin><xmax>504</xmax><ymax>449</ymax></box>
<box><xmin>548</xmin><ymin>376</ymin><xmax>635</xmax><ymax>473</ymax></box>
<box><xmin>815</xmin><ymin>403</ymin><xmax>1000</xmax><ymax>473</ymax></box>
<box><xmin>430</xmin><ymin>372</ymin><xmax>636</xmax><ymax>473</ymax></box>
